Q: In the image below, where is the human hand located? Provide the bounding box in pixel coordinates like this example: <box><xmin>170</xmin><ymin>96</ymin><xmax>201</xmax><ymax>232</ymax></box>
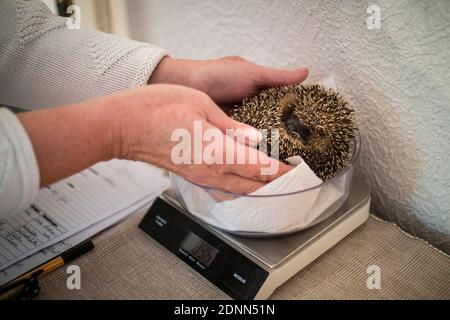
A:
<box><xmin>149</xmin><ymin>56</ymin><xmax>308</xmax><ymax>106</ymax></box>
<box><xmin>107</xmin><ymin>84</ymin><xmax>292</xmax><ymax>194</ymax></box>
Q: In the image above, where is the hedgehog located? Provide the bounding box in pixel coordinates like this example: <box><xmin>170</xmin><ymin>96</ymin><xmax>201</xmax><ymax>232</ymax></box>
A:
<box><xmin>231</xmin><ymin>84</ymin><xmax>356</xmax><ymax>181</ymax></box>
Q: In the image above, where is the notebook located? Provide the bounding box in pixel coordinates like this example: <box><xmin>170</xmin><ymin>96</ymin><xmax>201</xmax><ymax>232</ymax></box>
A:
<box><xmin>0</xmin><ymin>159</ymin><xmax>169</xmax><ymax>285</ymax></box>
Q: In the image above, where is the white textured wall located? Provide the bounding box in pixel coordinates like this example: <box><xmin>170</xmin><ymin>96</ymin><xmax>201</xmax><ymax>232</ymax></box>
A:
<box><xmin>126</xmin><ymin>0</ymin><xmax>450</xmax><ymax>251</ymax></box>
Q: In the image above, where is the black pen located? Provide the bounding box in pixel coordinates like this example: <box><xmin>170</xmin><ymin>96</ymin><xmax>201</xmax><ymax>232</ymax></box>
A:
<box><xmin>0</xmin><ymin>240</ymin><xmax>94</xmax><ymax>299</ymax></box>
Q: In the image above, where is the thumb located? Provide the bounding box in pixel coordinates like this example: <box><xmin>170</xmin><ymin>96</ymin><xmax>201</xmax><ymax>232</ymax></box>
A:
<box><xmin>206</xmin><ymin>105</ymin><xmax>261</xmax><ymax>146</ymax></box>
<box><xmin>257</xmin><ymin>66</ymin><xmax>309</xmax><ymax>88</ymax></box>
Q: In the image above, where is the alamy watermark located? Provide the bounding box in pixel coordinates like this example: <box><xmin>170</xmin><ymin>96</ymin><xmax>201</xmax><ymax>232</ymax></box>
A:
<box><xmin>367</xmin><ymin>4</ymin><xmax>381</xmax><ymax>30</ymax></box>
<box><xmin>170</xmin><ymin>121</ymin><xmax>280</xmax><ymax>175</ymax></box>
<box><xmin>66</xmin><ymin>265</ymin><xmax>81</xmax><ymax>290</ymax></box>
<box><xmin>65</xmin><ymin>5</ymin><xmax>81</xmax><ymax>30</ymax></box>
<box><xmin>366</xmin><ymin>264</ymin><xmax>381</xmax><ymax>289</ymax></box>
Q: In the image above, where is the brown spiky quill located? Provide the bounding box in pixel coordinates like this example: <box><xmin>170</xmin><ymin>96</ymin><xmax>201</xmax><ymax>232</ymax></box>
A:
<box><xmin>231</xmin><ymin>84</ymin><xmax>357</xmax><ymax>180</ymax></box>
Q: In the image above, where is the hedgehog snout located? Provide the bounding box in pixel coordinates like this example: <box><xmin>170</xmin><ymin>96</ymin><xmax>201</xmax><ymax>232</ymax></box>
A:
<box><xmin>285</xmin><ymin>117</ymin><xmax>312</xmax><ymax>142</ymax></box>
<box><xmin>282</xmin><ymin>108</ymin><xmax>312</xmax><ymax>143</ymax></box>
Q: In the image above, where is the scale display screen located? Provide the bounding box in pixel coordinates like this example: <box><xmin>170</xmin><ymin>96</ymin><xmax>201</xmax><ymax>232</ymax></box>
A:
<box><xmin>180</xmin><ymin>232</ymin><xmax>218</xmax><ymax>267</ymax></box>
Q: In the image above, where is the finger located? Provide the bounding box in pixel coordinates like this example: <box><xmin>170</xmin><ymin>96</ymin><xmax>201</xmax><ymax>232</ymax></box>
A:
<box><xmin>205</xmin><ymin>104</ymin><xmax>261</xmax><ymax>146</ymax></box>
<box><xmin>200</xmin><ymin>121</ymin><xmax>293</xmax><ymax>183</ymax></box>
<box><xmin>256</xmin><ymin>66</ymin><xmax>309</xmax><ymax>88</ymax></box>
<box><xmin>222</xmin><ymin>135</ymin><xmax>293</xmax><ymax>182</ymax></box>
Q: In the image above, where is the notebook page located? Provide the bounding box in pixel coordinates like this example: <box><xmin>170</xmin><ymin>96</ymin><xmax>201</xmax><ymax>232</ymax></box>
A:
<box><xmin>0</xmin><ymin>173</ymin><xmax>168</xmax><ymax>286</ymax></box>
<box><xmin>0</xmin><ymin>160</ymin><xmax>165</xmax><ymax>271</ymax></box>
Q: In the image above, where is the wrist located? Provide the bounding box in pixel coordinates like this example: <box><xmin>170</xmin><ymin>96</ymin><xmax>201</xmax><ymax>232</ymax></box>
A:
<box><xmin>87</xmin><ymin>99</ymin><xmax>118</xmax><ymax>162</ymax></box>
<box><xmin>147</xmin><ymin>56</ymin><xmax>196</xmax><ymax>87</ymax></box>
<box><xmin>105</xmin><ymin>91</ymin><xmax>148</xmax><ymax>161</ymax></box>
<box><xmin>101</xmin><ymin>95</ymin><xmax>129</xmax><ymax>161</ymax></box>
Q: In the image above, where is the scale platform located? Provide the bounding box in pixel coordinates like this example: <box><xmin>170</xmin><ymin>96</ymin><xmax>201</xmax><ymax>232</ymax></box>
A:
<box><xmin>139</xmin><ymin>177</ymin><xmax>370</xmax><ymax>300</ymax></box>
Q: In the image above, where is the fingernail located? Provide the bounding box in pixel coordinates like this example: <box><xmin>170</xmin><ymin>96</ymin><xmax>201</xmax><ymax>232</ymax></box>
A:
<box><xmin>299</xmin><ymin>67</ymin><xmax>309</xmax><ymax>75</ymax></box>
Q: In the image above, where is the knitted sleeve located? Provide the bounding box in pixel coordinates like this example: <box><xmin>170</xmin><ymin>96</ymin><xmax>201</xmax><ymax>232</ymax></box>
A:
<box><xmin>0</xmin><ymin>108</ymin><xmax>40</xmax><ymax>218</ymax></box>
<box><xmin>0</xmin><ymin>0</ymin><xmax>168</xmax><ymax>109</ymax></box>
<box><xmin>0</xmin><ymin>0</ymin><xmax>168</xmax><ymax>217</ymax></box>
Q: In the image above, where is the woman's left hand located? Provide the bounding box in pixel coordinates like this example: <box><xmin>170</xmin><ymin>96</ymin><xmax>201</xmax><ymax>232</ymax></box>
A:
<box><xmin>148</xmin><ymin>56</ymin><xmax>308</xmax><ymax>105</ymax></box>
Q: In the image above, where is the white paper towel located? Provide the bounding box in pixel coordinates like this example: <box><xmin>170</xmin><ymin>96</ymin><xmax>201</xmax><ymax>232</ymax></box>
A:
<box><xmin>170</xmin><ymin>156</ymin><xmax>349</xmax><ymax>233</ymax></box>
<box><xmin>170</xmin><ymin>76</ymin><xmax>352</xmax><ymax>234</ymax></box>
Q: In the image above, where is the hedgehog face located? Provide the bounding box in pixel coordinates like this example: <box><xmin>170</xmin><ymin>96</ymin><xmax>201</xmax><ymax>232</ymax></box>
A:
<box><xmin>231</xmin><ymin>84</ymin><xmax>356</xmax><ymax>180</ymax></box>
<box><xmin>279</xmin><ymin>92</ymin><xmax>332</xmax><ymax>152</ymax></box>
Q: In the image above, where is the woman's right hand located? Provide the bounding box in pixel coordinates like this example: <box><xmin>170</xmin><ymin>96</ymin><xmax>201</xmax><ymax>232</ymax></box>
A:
<box><xmin>106</xmin><ymin>84</ymin><xmax>292</xmax><ymax>194</ymax></box>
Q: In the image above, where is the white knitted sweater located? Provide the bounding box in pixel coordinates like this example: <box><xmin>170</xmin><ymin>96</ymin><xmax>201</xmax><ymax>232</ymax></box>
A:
<box><xmin>0</xmin><ymin>0</ymin><xmax>168</xmax><ymax>217</ymax></box>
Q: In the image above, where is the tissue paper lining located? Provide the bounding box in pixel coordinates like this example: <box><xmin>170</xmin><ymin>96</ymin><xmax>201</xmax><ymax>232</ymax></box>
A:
<box><xmin>170</xmin><ymin>156</ymin><xmax>349</xmax><ymax>233</ymax></box>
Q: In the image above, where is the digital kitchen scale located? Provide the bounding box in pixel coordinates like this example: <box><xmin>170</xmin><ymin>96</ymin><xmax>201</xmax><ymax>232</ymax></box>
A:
<box><xmin>139</xmin><ymin>177</ymin><xmax>370</xmax><ymax>300</ymax></box>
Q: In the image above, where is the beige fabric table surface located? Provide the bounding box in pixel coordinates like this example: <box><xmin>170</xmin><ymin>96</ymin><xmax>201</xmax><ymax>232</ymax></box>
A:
<box><xmin>37</xmin><ymin>211</ymin><xmax>450</xmax><ymax>300</ymax></box>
